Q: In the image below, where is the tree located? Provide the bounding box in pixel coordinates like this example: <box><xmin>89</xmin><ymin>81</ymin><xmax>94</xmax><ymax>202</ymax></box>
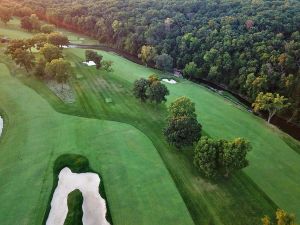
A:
<box><xmin>164</xmin><ymin>116</ymin><xmax>202</xmax><ymax>149</ymax></box>
<box><xmin>48</xmin><ymin>32</ymin><xmax>69</xmax><ymax>47</ymax></box>
<box><xmin>155</xmin><ymin>53</ymin><xmax>173</xmax><ymax>72</ymax></box>
<box><xmin>21</xmin><ymin>16</ymin><xmax>33</xmax><ymax>31</ymax></box>
<box><xmin>0</xmin><ymin>6</ymin><xmax>12</xmax><ymax>24</ymax></box>
<box><xmin>193</xmin><ymin>137</ymin><xmax>220</xmax><ymax>178</ymax></box>
<box><xmin>12</xmin><ymin>49</ymin><xmax>35</xmax><ymax>72</ymax></box>
<box><xmin>29</xmin><ymin>14</ymin><xmax>41</xmax><ymax>31</ymax></box>
<box><xmin>139</xmin><ymin>45</ymin><xmax>157</xmax><ymax>66</ymax></box>
<box><xmin>147</xmin><ymin>81</ymin><xmax>169</xmax><ymax>104</ymax></box>
<box><xmin>45</xmin><ymin>58</ymin><xmax>71</xmax><ymax>89</ymax></box>
<box><xmin>183</xmin><ymin>62</ymin><xmax>198</xmax><ymax>79</ymax></box>
<box><xmin>221</xmin><ymin>138</ymin><xmax>251</xmax><ymax>177</ymax></box>
<box><xmin>164</xmin><ymin>96</ymin><xmax>201</xmax><ymax>148</ymax></box>
<box><xmin>168</xmin><ymin>96</ymin><xmax>197</xmax><ymax>119</ymax></box>
<box><xmin>85</xmin><ymin>50</ymin><xmax>103</xmax><ymax>69</ymax></box>
<box><xmin>40</xmin><ymin>43</ymin><xmax>62</xmax><ymax>62</ymax></box>
<box><xmin>31</xmin><ymin>33</ymin><xmax>48</xmax><ymax>50</ymax></box>
<box><xmin>133</xmin><ymin>78</ymin><xmax>149</xmax><ymax>102</ymax></box>
<box><xmin>193</xmin><ymin>137</ymin><xmax>251</xmax><ymax>178</ymax></box>
<box><xmin>262</xmin><ymin>209</ymin><xmax>296</xmax><ymax>225</ymax></box>
<box><xmin>5</xmin><ymin>39</ymin><xmax>28</xmax><ymax>56</ymax></box>
<box><xmin>102</xmin><ymin>60</ymin><xmax>113</xmax><ymax>72</ymax></box>
<box><xmin>40</xmin><ymin>24</ymin><xmax>55</xmax><ymax>34</ymax></box>
<box><xmin>34</xmin><ymin>58</ymin><xmax>46</xmax><ymax>78</ymax></box>
<box><xmin>252</xmin><ymin>92</ymin><xmax>290</xmax><ymax>123</ymax></box>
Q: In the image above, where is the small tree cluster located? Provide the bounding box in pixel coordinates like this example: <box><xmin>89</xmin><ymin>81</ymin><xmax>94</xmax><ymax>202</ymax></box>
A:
<box><xmin>85</xmin><ymin>50</ymin><xmax>103</xmax><ymax>69</ymax></box>
<box><xmin>164</xmin><ymin>97</ymin><xmax>201</xmax><ymax>149</ymax></box>
<box><xmin>5</xmin><ymin>33</ymin><xmax>71</xmax><ymax>89</ymax></box>
<box><xmin>261</xmin><ymin>209</ymin><xmax>296</xmax><ymax>225</ymax></box>
<box><xmin>133</xmin><ymin>75</ymin><xmax>169</xmax><ymax>104</ymax></box>
<box><xmin>193</xmin><ymin>136</ymin><xmax>251</xmax><ymax>178</ymax></box>
<box><xmin>21</xmin><ymin>14</ymin><xmax>41</xmax><ymax>32</ymax></box>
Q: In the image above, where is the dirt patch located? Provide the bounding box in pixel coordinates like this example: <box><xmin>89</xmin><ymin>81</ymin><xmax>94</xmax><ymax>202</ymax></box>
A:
<box><xmin>45</xmin><ymin>80</ymin><xmax>75</xmax><ymax>103</ymax></box>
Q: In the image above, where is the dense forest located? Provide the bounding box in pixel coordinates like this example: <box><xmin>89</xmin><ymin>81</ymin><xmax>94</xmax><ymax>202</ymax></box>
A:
<box><xmin>1</xmin><ymin>0</ymin><xmax>300</xmax><ymax>124</ymax></box>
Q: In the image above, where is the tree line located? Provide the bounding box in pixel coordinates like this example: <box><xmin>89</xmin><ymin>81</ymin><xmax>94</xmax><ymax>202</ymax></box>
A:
<box><xmin>1</xmin><ymin>0</ymin><xmax>298</xmax><ymax>124</ymax></box>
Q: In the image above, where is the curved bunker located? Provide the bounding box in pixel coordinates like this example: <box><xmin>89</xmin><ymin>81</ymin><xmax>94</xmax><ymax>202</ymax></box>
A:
<box><xmin>0</xmin><ymin>116</ymin><xmax>3</xmax><ymax>136</ymax></box>
<box><xmin>46</xmin><ymin>167</ymin><xmax>110</xmax><ymax>225</ymax></box>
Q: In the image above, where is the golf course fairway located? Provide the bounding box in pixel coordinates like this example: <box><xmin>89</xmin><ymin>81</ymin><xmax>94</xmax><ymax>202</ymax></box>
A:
<box><xmin>0</xmin><ymin>18</ymin><xmax>300</xmax><ymax>225</ymax></box>
<box><xmin>0</xmin><ymin>63</ymin><xmax>194</xmax><ymax>225</ymax></box>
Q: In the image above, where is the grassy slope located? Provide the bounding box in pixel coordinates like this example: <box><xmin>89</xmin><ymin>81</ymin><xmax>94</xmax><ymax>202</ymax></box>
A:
<box><xmin>67</xmin><ymin>48</ymin><xmax>300</xmax><ymax>220</ymax></box>
<box><xmin>0</xmin><ymin>63</ymin><xmax>194</xmax><ymax>225</ymax></box>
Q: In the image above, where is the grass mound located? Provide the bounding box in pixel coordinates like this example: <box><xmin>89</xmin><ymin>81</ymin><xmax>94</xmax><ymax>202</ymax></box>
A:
<box><xmin>64</xmin><ymin>189</ymin><xmax>84</xmax><ymax>225</ymax></box>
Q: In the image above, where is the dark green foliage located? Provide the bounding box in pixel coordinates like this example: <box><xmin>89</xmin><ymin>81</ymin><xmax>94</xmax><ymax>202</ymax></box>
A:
<box><xmin>147</xmin><ymin>81</ymin><xmax>169</xmax><ymax>103</ymax></box>
<box><xmin>15</xmin><ymin>0</ymin><xmax>299</xmax><ymax>123</ymax></box>
<box><xmin>164</xmin><ymin>96</ymin><xmax>201</xmax><ymax>148</ymax></box>
<box><xmin>194</xmin><ymin>137</ymin><xmax>251</xmax><ymax>178</ymax></box>
<box><xmin>155</xmin><ymin>53</ymin><xmax>173</xmax><ymax>72</ymax></box>
<box><xmin>85</xmin><ymin>50</ymin><xmax>103</xmax><ymax>69</ymax></box>
<box><xmin>133</xmin><ymin>76</ymin><xmax>169</xmax><ymax>104</ymax></box>
<box><xmin>64</xmin><ymin>190</ymin><xmax>83</xmax><ymax>225</ymax></box>
<box><xmin>164</xmin><ymin>116</ymin><xmax>201</xmax><ymax>149</ymax></box>
<box><xmin>133</xmin><ymin>78</ymin><xmax>149</xmax><ymax>102</ymax></box>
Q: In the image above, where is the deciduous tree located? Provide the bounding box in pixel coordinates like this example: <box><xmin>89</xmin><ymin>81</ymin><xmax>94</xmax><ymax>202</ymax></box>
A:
<box><xmin>252</xmin><ymin>92</ymin><xmax>290</xmax><ymax>123</ymax></box>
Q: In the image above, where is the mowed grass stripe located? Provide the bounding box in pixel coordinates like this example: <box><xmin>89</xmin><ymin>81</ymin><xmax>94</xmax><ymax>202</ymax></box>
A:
<box><xmin>0</xmin><ymin>63</ymin><xmax>194</xmax><ymax>225</ymax></box>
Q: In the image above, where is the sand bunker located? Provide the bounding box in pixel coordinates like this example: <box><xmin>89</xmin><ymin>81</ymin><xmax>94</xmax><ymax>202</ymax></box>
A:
<box><xmin>0</xmin><ymin>116</ymin><xmax>3</xmax><ymax>136</ymax></box>
<box><xmin>83</xmin><ymin>61</ymin><xmax>96</xmax><ymax>66</ymax></box>
<box><xmin>46</xmin><ymin>167</ymin><xmax>110</xmax><ymax>225</ymax></box>
<box><xmin>162</xmin><ymin>79</ymin><xmax>177</xmax><ymax>84</ymax></box>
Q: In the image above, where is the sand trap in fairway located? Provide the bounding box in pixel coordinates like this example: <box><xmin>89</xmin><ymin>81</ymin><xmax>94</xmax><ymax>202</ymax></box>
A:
<box><xmin>46</xmin><ymin>167</ymin><xmax>110</xmax><ymax>225</ymax></box>
<box><xmin>162</xmin><ymin>79</ymin><xmax>177</xmax><ymax>84</ymax></box>
<box><xmin>0</xmin><ymin>116</ymin><xmax>3</xmax><ymax>136</ymax></box>
<box><xmin>83</xmin><ymin>61</ymin><xmax>96</xmax><ymax>66</ymax></box>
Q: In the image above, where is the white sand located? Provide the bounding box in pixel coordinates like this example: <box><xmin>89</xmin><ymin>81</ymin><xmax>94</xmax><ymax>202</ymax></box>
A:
<box><xmin>162</xmin><ymin>79</ymin><xmax>177</xmax><ymax>84</ymax></box>
<box><xmin>46</xmin><ymin>167</ymin><xmax>110</xmax><ymax>225</ymax></box>
<box><xmin>0</xmin><ymin>116</ymin><xmax>3</xmax><ymax>136</ymax></box>
<box><xmin>83</xmin><ymin>61</ymin><xmax>96</xmax><ymax>66</ymax></box>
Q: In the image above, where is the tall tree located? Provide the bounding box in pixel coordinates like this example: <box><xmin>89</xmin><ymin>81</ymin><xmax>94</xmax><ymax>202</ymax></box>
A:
<box><xmin>133</xmin><ymin>78</ymin><xmax>149</xmax><ymax>102</ymax></box>
<box><xmin>12</xmin><ymin>49</ymin><xmax>35</xmax><ymax>72</ymax></box>
<box><xmin>0</xmin><ymin>6</ymin><xmax>12</xmax><ymax>24</ymax></box>
<box><xmin>183</xmin><ymin>62</ymin><xmax>198</xmax><ymax>79</ymax></box>
<box><xmin>164</xmin><ymin>116</ymin><xmax>202</xmax><ymax>149</ymax></box>
<box><xmin>45</xmin><ymin>58</ymin><xmax>71</xmax><ymax>89</ymax></box>
<box><xmin>139</xmin><ymin>45</ymin><xmax>157</xmax><ymax>66</ymax></box>
<box><xmin>194</xmin><ymin>137</ymin><xmax>251</xmax><ymax>178</ymax></box>
<box><xmin>147</xmin><ymin>81</ymin><xmax>169</xmax><ymax>104</ymax></box>
<box><xmin>21</xmin><ymin>16</ymin><xmax>33</xmax><ymax>31</ymax></box>
<box><xmin>40</xmin><ymin>43</ymin><xmax>62</xmax><ymax>62</ymax></box>
<box><xmin>164</xmin><ymin>96</ymin><xmax>201</xmax><ymax>148</ymax></box>
<box><xmin>155</xmin><ymin>53</ymin><xmax>173</xmax><ymax>72</ymax></box>
<box><xmin>48</xmin><ymin>32</ymin><xmax>69</xmax><ymax>48</ymax></box>
<box><xmin>252</xmin><ymin>92</ymin><xmax>290</xmax><ymax>123</ymax></box>
<box><xmin>40</xmin><ymin>24</ymin><xmax>55</xmax><ymax>34</ymax></box>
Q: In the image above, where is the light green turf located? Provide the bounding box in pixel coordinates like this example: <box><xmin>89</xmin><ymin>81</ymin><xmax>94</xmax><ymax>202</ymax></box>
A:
<box><xmin>68</xmin><ymin>47</ymin><xmax>300</xmax><ymax>218</ymax></box>
<box><xmin>0</xmin><ymin>63</ymin><xmax>194</xmax><ymax>225</ymax></box>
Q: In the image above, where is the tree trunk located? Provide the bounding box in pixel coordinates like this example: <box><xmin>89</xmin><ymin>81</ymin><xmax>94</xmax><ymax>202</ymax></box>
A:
<box><xmin>267</xmin><ymin>110</ymin><xmax>276</xmax><ymax>123</ymax></box>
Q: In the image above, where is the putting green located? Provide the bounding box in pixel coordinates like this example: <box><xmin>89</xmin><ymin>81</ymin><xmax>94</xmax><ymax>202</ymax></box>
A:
<box><xmin>0</xmin><ymin>63</ymin><xmax>194</xmax><ymax>225</ymax></box>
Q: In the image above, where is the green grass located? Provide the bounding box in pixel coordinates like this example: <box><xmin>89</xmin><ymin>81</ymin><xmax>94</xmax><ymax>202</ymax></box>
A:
<box><xmin>63</xmin><ymin>48</ymin><xmax>300</xmax><ymax>223</ymax></box>
<box><xmin>64</xmin><ymin>189</ymin><xmax>83</xmax><ymax>225</ymax></box>
<box><xmin>0</xmin><ymin>63</ymin><xmax>193</xmax><ymax>225</ymax></box>
<box><xmin>1</xmin><ymin>18</ymin><xmax>300</xmax><ymax>225</ymax></box>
